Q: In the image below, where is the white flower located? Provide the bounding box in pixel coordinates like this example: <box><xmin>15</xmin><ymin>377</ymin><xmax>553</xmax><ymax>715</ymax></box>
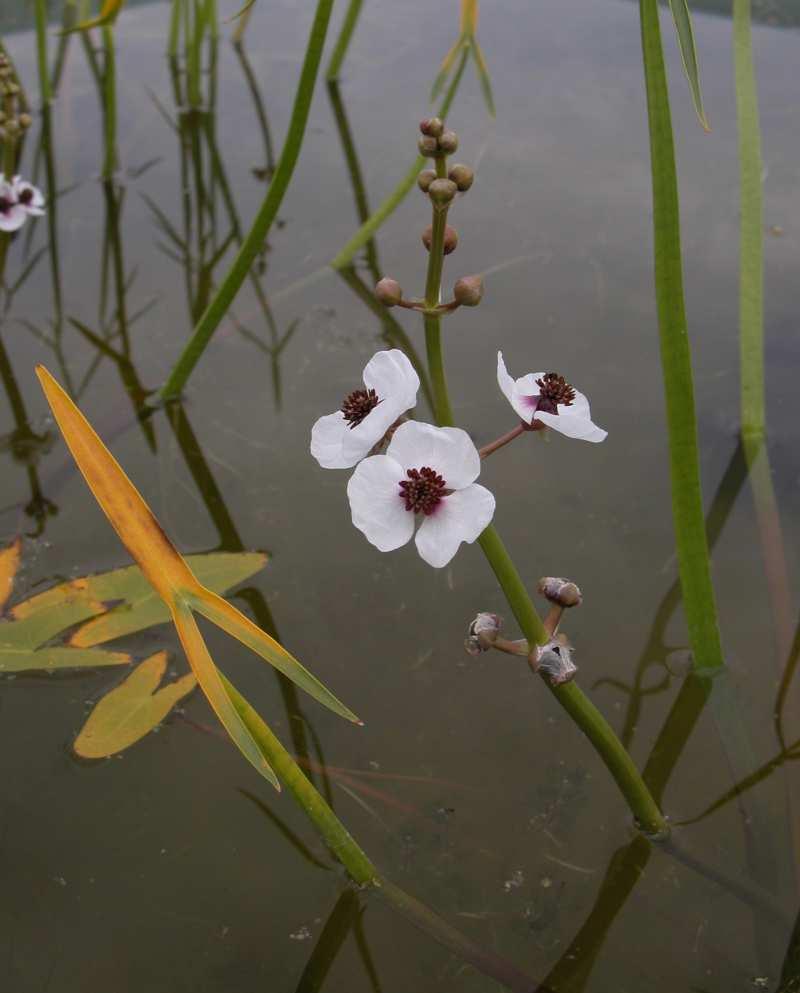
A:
<box><xmin>311</xmin><ymin>350</ymin><xmax>420</xmax><ymax>469</ymax></box>
<box><xmin>347</xmin><ymin>421</ymin><xmax>495</xmax><ymax>568</ymax></box>
<box><xmin>0</xmin><ymin>175</ymin><xmax>27</xmax><ymax>232</ymax></box>
<box><xmin>11</xmin><ymin>176</ymin><xmax>45</xmax><ymax>217</ymax></box>
<box><xmin>497</xmin><ymin>351</ymin><xmax>607</xmax><ymax>443</ymax></box>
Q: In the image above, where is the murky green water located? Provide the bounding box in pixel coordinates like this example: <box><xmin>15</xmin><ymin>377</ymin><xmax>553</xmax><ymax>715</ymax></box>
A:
<box><xmin>2</xmin><ymin>1</ymin><xmax>799</xmax><ymax>990</ymax></box>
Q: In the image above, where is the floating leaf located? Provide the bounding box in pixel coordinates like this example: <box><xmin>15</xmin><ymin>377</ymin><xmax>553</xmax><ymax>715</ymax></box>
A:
<box><xmin>62</xmin><ymin>0</ymin><xmax>126</xmax><ymax>33</ymax></box>
<box><xmin>0</xmin><ymin>537</ymin><xmax>21</xmax><ymax>613</ymax></box>
<box><xmin>668</xmin><ymin>0</ymin><xmax>710</xmax><ymax>131</ymax></box>
<box><xmin>74</xmin><ymin>651</ymin><xmax>196</xmax><ymax>758</ymax></box>
<box><xmin>37</xmin><ymin>366</ymin><xmax>360</xmax><ymax>790</ymax></box>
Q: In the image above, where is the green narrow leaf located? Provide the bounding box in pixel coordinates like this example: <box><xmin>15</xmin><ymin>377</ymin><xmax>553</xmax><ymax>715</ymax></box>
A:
<box><xmin>470</xmin><ymin>39</ymin><xmax>495</xmax><ymax>118</ymax></box>
<box><xmin>668</xmin><ymin>0</ymin><xmax>710</xmax><ymax>131</ymax></box>
<box><xmin>0</xmin><ymin>646</ymin><xmax>130</xmax><ymax>673</ymax></box>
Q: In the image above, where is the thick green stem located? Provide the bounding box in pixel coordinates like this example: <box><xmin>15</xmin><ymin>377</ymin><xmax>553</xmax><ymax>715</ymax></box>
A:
<box><xmin>638</xmin><ymin>0</ymin><xmax>724</xmax><ymax>672</ymax></box>
<box><xmin>34</xmin><ymin>0</ymin><xmax>53</xmax><ymax>106</ymax></box>
<box><xmin>330</xmin><ymin>48</ymin><xmax>469</xmax><ymax>271</ymax></box>
<box><xmin>326</xmin><ymin>0</ymin><xmax>364</xmax><ymax>81</ymax></box>
<box><xmin>160</xmin><ymin>0</ymin><xmax>335</xmax><ymax>399</ymax></box>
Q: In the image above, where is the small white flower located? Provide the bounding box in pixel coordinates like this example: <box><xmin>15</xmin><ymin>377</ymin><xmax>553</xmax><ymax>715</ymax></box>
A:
<box><xmin>347</xmin><ymin>421</ymin><xmax>495</xmax><ymax>568</ymax></box>
<box><xmin>0</xmin><ymin>174</ymin><xmax>26</xmax><ymax>232</ymax></box>
<box><xmin>311</xmin><ymin>350</ymin><xmax>420</xmax><ymax>469</ymax></box>
<box><xmin>11</xmin><ymin>176</ymin><xmax>45</xmax><ymax>217</ymax></box>
<box><xmin>497</xmin><ymin>351</ymin><xmax>607</xmax><ymax>443</ymax></box>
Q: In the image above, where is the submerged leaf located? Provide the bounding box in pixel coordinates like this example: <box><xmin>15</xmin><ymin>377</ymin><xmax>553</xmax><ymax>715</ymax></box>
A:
<box><xmin>668</xmin><ymin>0</ymin><xmax>710</xmax><ymax>131</ymax></box>
<box><xmin>0</xmin><ymin>645</ymin><xmax>129</xmax><ymax>674</ymax></box>
<box><xmin>0</xmin><ymin>537</ymin><xmax>21</xmax><ymax>613</ymax></box>
<box><xmin>74</xmin><ymin>651</ymin><xmax>196</xmax><ymax>758</ymax></box>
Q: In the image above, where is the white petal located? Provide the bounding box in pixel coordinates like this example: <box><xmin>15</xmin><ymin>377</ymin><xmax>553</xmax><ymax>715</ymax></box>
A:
<box><xmin>0</xmin><ymin>207</ymin><xmax>26</xmax><ymax>232</ymax></box>
<box><xmin>347</xmin><ymin>455</ymin><xmax>415</xmax><ymax>552</ymax></box>
<box><xmin>340</xmin><ymin>392</ymin><xmax>408</xmax><ymax>464</ymax></box>
<box><xmin>534</xmin><ymin>409</ymin><xmax>607</xmax><ymax>442</ymax></box>
<box><xmin>310</xmin><ymin>411</ymin><xmax>355</xmax><ymax>469</ymax></box>
<box><xmin>386</xmin><ymin>421</ymin><xmax>480</xmax><ymax>490</ymax></box>
<box><xmin>414</xmin><ymin>484</ymin><xmax>496</xmax><ymax>568</ymax></box>
<box><xmin>362</xmin><ymin>349</ymin><xmax>420</xmax><ymax>408</ymax></box>
<box><xmin>497</xmin><ymin>352</ymin><xmax>536</xmax><ymax>423</ymax></box>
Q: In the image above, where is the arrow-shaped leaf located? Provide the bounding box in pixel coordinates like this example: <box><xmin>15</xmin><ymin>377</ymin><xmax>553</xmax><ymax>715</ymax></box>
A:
<box><xmin>74</xmin><ymin>651</ymin><xmax>196</xmax><ymax>758</ymax></box>
<box><xmin>37</xmin><ymin>366</ymin><xmax>360</xmax><ymax>789</ymax></box>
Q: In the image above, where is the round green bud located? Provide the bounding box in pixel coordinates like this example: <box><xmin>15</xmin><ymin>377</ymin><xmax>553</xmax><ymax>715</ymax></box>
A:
<box><xmin>428</xmin><ymin>178</ymin><xmax>457</xmax><ymax>207</ymax></box>
<box><xmin>448</xmin><ymin>163</ymin><xmax>474</xmax><ymax>192</ymax></box>
<box><xmin>417</xmin><ymin>169</ymin><xmax>437</xmax><ymax>193</ymax></box>
<box><xmin>453</xmin><ymin>275</ymin><xmax>484</xmax><ymax>307</ymax></box>
<box><xmin>375</xmin><ymin>277</ymin><xmax>403</xmax><ymax>307</ymax></box>
<box><xmin>419</xmin><ymin>117</ymin><xmax>444</xmax><ymax>138</ymax></box>
<box><xmin>418</xmin><ymin>135</ymin><xmax>438</xmax><ymax>157</ymax></box>
<box><xmin>437</xmin><ymin>130</ymin><xmax>458</xmax><ymax>155</ymax></box>
<box><xmin>422</xmin><ymin>224</ymin><xmax>458</xmax><ymax>255</ymax></box>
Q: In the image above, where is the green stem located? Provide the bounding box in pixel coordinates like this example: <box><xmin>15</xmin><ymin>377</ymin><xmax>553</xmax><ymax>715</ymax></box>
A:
<box><xmin>638</xmin><ymin>0</ymin><xmax>724</xmax><ymax>671</ymax></box>
<box><xmin>34</xmin><ymin>0</ymin><xmax>53</xmax><ymax>106</ymax></box>
<box><xmin>167</xmin><ymin>0</ymin><xmax>183</xmax><ymax>58</ymax></box>
<box><xmin>160</xmin><ymin>0</ymin><xmax>335</xmax><ymax>400</ymax></box>
<box><xmin>326</xmin><ymin>0</ymin><xmax>364</xmax><ymax>81</ymax></box>
<box><xmin>101</xmin><ymin>26</ymin><xmax>118</xmax><ymax>180</ymax></box>
<box><xmin>330</xmin><ymin>47</ymin><xmax>469</xmax><ymax>271</ymax></box>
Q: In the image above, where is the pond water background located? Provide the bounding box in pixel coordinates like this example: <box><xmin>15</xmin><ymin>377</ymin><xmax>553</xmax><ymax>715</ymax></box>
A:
<box><xmin>2</xmin><ymin>1</ymin><xmax>800</xmax><ymax>990</ymax></box>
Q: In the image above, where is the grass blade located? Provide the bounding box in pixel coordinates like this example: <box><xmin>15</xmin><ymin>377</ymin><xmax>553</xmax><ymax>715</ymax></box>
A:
<box><xmin>668</xmin><ymin>0</ymin><xmax>710</xmax><ymax>131</ymax></box>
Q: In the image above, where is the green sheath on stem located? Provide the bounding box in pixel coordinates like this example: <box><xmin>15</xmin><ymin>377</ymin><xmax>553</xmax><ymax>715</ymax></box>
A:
<box><xmin>638</xmin><ymin>0</ymin><xmax>724</xmax><ymax>672</ymax></box>
<box><xmin>160</xmin><ymin>0</ymin><xmax>335</xmax><ymax>399</ymax></box>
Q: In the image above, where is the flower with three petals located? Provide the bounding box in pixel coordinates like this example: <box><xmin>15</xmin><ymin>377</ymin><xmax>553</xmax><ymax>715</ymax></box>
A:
<box><xmin>346</xmin><ymin>421</ymin><xmax>495</xmax><ymax>568</ymax></box>
<box><xmin>497</xmin><ymin>351</ymin><xmax>607</xmax><ymax>443</ymax></box>
<box><xmin>311</xmin><ymin>350</ymin><xmax>420</xmax><ymax>469</ymax></box>
<box><xmin>11</xmin><ymin>176</ymin><xmax>45</xmax><ymax>218</ymax></box>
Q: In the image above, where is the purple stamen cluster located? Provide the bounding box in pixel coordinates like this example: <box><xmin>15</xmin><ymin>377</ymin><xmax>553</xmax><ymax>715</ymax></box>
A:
<box><xmin>341</xmin><ymin>388</ymin><xmax>380</xmax><ymax>428</ymax></box>
<box><xmin>535</xmin><ymin>372</ymin><xmax>575</xmax><ymax>415</ymax></box>
<box><xmin>399</xmin><ymin>466</ymin><xmax>446</xmax><ymax>515</ymax></box>
<box><xmin>0</xmin><ymin>196</ymin><xmax>13</xmax><ymax>215</ymax></box>
<box><xmin>18</xmin><ymin>187</ymin><xmax>33</xmax><ymax>205</ymax></box>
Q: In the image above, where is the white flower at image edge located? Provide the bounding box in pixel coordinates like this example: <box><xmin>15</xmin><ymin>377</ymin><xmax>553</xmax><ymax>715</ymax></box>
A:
<box><xmin>0</xmin><ymin>175</ymin><xmax>26</xmax><ymax>232</ymax></box>
<box><xmin>311</xmin><ymin>350</ymin><xmax>420</xmax><ymax>469</ymax></box>
<box><xmin>497</xmin><ymin>351</ymin><xmax>607</xmax><ymax>443</ymax></box>
<box><xmin>347</xmin><ymin>421</ymin><xmax>495</xmax><ymax>568</ymax></box>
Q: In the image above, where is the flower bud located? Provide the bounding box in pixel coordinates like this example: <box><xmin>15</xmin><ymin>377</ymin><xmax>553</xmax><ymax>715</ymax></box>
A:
<box><xmin>421</xmin><ymin>224</ymin><xmax>458</xmax><ymax>255</ymax></box>
<box><xmin>465</xmin><ymin>612</ymin><xmax>502</xmax><ymax>656</ymax></box>
<box><xmin>375</xmin><ymin>277</ymin><xmax>403</xmax><ymax>307</ymax></box>
<box><xmin>537</xmin><ymin>577</ymin><xmax>582</xmax><ymax>608</ymax></box>
<box><xmin>418</xmin><ymin>135</ymin><xmax>439</xmax><ymax>157</ymax></box>
<box><xmin>448</xmin><ymin>164</ymin><xmax>474</xmax><ymax>192</ymax></box>
<box><xmin>532</xmin><ymin>636</ymin><xmax>577</xmax><ymax>685</ymax></box>
<box><xmin>437</xmin><ymin>130</ymin><xmax>458</xmax><ymax>155</ymax></box>
<box><xmin>417</xmin><ymin>169</ymin><xmax>437</xmax><ymax>193</ymax></box>
<box><xmin>428</xmin><ymin>178</ymin><xmax>457</xmax><ymax>207</ymax></box>
<box><xmin>453</xmin><ymin>275</ymin><xmax>484</xmax><ymax>307</ymax></box>
<box><xmin>419</xmin><ymin>117</ymin><xmax>444</xmax><ymax>138</ymax></box>
<box><xmin>18</xmin><ymin>113</ymin><xmax>32</xmax><ymax>130</ymax></box>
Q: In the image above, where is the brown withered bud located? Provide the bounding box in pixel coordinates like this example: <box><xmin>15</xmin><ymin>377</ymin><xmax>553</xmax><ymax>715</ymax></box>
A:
<box><xmin>532</xmin><ymin>635</ymin><xmax>578</xmax><ymax>685</ymax></box>
<box><xmin>448</xmin><ymin>163</ymin><xmax>474</xmax><ymax>192</ymax></box>
<box><xmin>428</xmin><ymin>177</ymin><xmax>457</xmax><ymax>207</ymax></box>
<box><xmin>18</xmin><ymin>113</ymin><xmax>32</xmax><ymax>130</ymax></box>
<box><xmin>537</xmin><ymin>577</ymin><xmax>582</xmax><ymax>608</ymax></box>
<box><xmin>453</xmin><ymin>275</ymin><xmax>484</xmax><ymax>307</ymax></box>
<box><xmin>375</xmin><ymin>277</ymin><xmax>403</xmax><ymax>307</ymax></box>
<box><xmin>437</xmin><ymin>130</ymin><xmax>459</xmax><ymax>154</ymax></box>
<box><xmin>417</xmin><ymin>169</ymin><xmax>437</xmax><ymax>193</ymax></box>
<box><xmin>422</xmin><ymin>224</ymin><xmax>458</xmax><ymax>255</ymax></box>
<box><xmin>419</xmin><ymin>117</ymin><xmax>444</xmax><ymax>138</ymax></box>
<box><xmin>418</xmin><ymin>135</ymin><xmax>439</xmax><ymax>157</ymax></box>
<box><xmin>465</xmin><ymin>612</ymin><xmax>502</xmax><ymax>656</ymax></box>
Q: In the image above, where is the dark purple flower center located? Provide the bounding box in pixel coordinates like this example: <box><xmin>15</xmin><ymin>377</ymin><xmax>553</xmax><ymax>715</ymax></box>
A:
<box><xmin>399</xmin><ymin>466</ymin><xmax>446</xmax><ymax>515</ymax></box>
<box><xmin>341</xmin><ymin>388</ymin><xmax>380</xmax><ymax>428</ymax></box>
<box><xmin>534</xmin><ymin>372</ymin><xmax>575</xmax><ymax>416</ymax></box>
<box><xmin>18</xmin><ymin>188</ymin><xmax>33</xmax><ymax>205</ymax></box>
<box><xmin>0</xmin><ymin>196</ymin><xmax>14</xmax><ymax>215</ymax></box>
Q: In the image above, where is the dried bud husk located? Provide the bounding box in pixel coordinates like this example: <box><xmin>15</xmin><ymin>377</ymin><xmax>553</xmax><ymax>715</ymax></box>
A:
<box><xmin>417</xmin><ymin>169</ymin><xmax>437</xmax><ymax>193</ymax></box>
<box><xmin>428</xmin><ymin>177</ymin><xmax>457</xmax><ymax>207</ymax></box>
<box><xmin>419</xmin><ymin>117</ymin><xmax>444</xmax><ymax>138</ymax></box>
<box><xmin>422</xmin><ymin>224</ymin><xmax>458</xmax><ymax>255</ymax></box>
<box><xmin>448</xmin><ymin>164</ymin><xmax>474</xmax><ymax>192</ymax></box>
<box><xmin>418</xmin><ymin>135</ymin><xmax>439</xmax><ymax>157</ymax></box>
<box><xmin>532</xmin><ymin>635</ymin><xmax>577</xmax><ymax>685</ymax></box>
<box><xmin>375</xmin><ymin>277</ymin><xmax>403</xmax><ymax>307</ymax></box>
<box><xmin>437</xmin><ymin>130</ymin><xmax>459</xmax><ymax>155</ymax></box>
<box><xmin>537</xmin><ymin>577</ymin><xmax>582</xmax><ymax>608</ymax></box>
<box><xmin>465</xmin><ymin>612</ymin><xmax>502</xmax><ymax>656</ymax></box>
<box><xmin>453</xmin><ymin>275</ymin><xmax>484</xmax><ymax>307</ymax></box>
